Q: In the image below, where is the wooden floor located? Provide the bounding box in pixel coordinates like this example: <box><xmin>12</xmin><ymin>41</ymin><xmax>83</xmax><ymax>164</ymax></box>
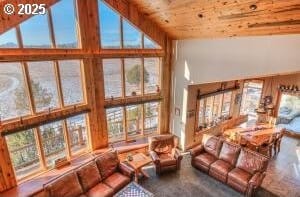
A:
<box><xmin>262</xmin><ymin>136</ymin><xmax>300</xmax><ymax>197</ymax></box>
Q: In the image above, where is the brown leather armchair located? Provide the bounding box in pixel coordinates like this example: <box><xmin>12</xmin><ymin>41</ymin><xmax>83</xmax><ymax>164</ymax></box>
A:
<box><xmin>149</xmin><ymin>135</ymin><xmax>183</xmax><ymax>175</ymax></box>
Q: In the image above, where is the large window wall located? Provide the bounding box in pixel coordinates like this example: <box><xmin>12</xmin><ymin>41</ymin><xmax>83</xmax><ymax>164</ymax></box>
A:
<box><xmin>1</xmin><ymin>60</ymin><xmax>87</xmax><ymax>180</ymax></box>
<box><xmin>0</xmin><ymin>0</ymin><xmax>165</xmax><ymax>187</ymax></box>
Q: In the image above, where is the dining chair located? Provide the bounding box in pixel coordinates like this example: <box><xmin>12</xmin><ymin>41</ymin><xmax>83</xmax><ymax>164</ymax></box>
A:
<box><xmin>274</xmin><ymin>130</ymin><xmax>284</xmax><ymax>154</ymax></box>
<box><xmin>258</xmin><ymin>134</ymin><xmax>276</xmax><ymax>158</ymax></box>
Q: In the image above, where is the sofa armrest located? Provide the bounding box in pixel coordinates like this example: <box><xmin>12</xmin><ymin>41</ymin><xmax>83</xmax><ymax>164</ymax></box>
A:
<box><xmin>149</xmin><ymin>151</ymin><xmax>160</xmax><ymax>165</ymax></box>
<box><xmin>189</xmin><ymin>144</ymin><xmax>204</xmax><ymax>157</ymax></box>
<box><xmin>119</xmin><ymin>162</ymin><xmax>135</xmax><ymax>179</ymax></box>
<box><xmin>173</xmin><ymin>148</ymin><xmax>183</xmax><ymax>160</ymax></box>
<box><xmin>246</xmin><ymin>172</ymin><xmax>266</xmax><ymax>197</ymax></box>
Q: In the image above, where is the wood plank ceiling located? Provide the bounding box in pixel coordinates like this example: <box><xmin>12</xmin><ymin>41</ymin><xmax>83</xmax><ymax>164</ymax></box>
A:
<box><xmin>130</xmin><ymin>0</ymin><xmax>300</xmax><ymax>39</ymax></box>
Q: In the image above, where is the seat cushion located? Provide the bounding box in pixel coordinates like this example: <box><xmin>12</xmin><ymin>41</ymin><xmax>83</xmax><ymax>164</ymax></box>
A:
<box><xmin>45</xmin><ymin>172</ymin><xmax>83</xmax><ymax>197</ymax></box>
<box><xmin>193</xmin><ymin>153</ymin><xmax>217</xmax><ymax>172</ymax></box>
<box><xmin>227</xmin><ymin>168</ymin><xmax>252</xmax><ymax>193</ymax></box>
<box><xmin>159</xmin><ymin>154</ymin><xmax>177</xmax><ymax>166</ymax></box>
<box><xmin>202</xmin><ymin>135</ymin><xmax>223</xmax><ymax>158</ymax></box>
<box><xmin>103</xmin><ymin>172</ymin><xmax>130</xmax><ymax>193</ymax></box>
<box><xmin>236</xmin><ymin>148</ymin><xmax>268</xmax><ymax>175</ymax></box>
<box><xmin>209</xmin><ymin>160</ymin><xmax>233</xmax><ymax>182</ymax></box>
<box><xmin>77</xmin><ymin>161</ymin><xmax>102</xmax><ymax>192</ymax></box>
<box><xmin>96</xmin><ymin>151</ymin><xmax>119</xmax><ymax>179</ymax></box>
<box><xmin>219</xmin><ymin>141</ymin><xmax>241</xmax><ymax>166</ymax></box>
<box><xmin>86</xmin><ymin>183</ymin><xmax>114</xmax><ymax>197</ymax></box>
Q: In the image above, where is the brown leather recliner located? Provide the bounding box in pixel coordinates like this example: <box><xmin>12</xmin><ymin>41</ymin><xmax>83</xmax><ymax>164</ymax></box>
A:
<box><xmin>149</xmin><ymin>135</ymin><xmax>183</xmax><ymax>175</ymax></box>
<box><xmin>190</xmin><ymin>135</ymin><xmax>269</xmax><ymax>197</ymax></box>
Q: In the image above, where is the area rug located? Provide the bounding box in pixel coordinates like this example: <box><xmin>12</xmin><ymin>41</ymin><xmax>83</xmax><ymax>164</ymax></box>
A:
<box><xmin>114</xmin><ymin>181</ymin><xmax>154</xmax><ymax>197</ymax></box>
<box><xmin>140</xmin><ymin>155</ymin><xmax>278</xmax><ymax>197</ymax></box>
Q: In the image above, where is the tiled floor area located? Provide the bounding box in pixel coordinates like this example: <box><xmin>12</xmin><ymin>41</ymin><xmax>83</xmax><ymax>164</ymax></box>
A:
<box><xmin>262</xmin><ymin>136</ymin><xmax>300</xmax><ymax>197</ymax></box>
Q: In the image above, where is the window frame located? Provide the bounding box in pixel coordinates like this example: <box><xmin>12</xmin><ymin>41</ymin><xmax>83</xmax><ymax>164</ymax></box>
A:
<box><xmin>106</xmin><ymin>101</ymin><xmax>160</xmax><ymax>143</ymax></box>
<box><xmin>5</xmin><ymin>113</ymin><xmax>90</xmax><ymax>181</ymax></box>
<box><xmin>196</xmin><ymin>91</ymin><xmax>233</xmax><ymax>131</ymax></box>
<box><xmin>102</xmin><ymin>57</ymin><xmax>161</xmax><ymax>100</ymax></box>
<box><xmin>239</xmin><ymin>80</ymin><xmax>264</xmax><ymax>117</ymax></box>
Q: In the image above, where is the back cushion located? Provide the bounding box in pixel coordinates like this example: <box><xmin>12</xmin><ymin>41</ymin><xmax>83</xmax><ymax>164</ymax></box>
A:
<box><xmin>236</xmin><ymin>148</ymin><xmax>269</xmax><ymax>174</ymax></box>
<box><xmin>96</xmin><ymin>151</ymin><xmax>119</xmax><ymax>179</ymax></box>
<box><xmin>219</xmin><ymin>141</ymin><xmax>241</xmax><ymax>166</ymax></box>
<box><xmin>45</xmin><ymin>172</ymin><xmax>83</xmax><ymax>197</ymax></box>
<box><xmin>76</xmin><ymin>161</ymin><xmax>101</xmax><ymax>192</ymax></box>
<box><xmin>202</xmin><ymin>135</ymin><xmax>223</xmax><ymax>158</ymax></box>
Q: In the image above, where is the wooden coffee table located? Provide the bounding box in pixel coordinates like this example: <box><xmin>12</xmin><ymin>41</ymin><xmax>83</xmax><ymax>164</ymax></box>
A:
<box><xmin>125</xmin><ymin>153</ymin><xmax>152</xmax><ymax>183</ymax></box>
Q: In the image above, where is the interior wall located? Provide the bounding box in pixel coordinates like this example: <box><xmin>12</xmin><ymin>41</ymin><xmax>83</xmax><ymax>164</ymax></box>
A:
<box><xmin>171</xmin><ymin>34</ymin><xmax>300</xmax><ymax>149</ymax></box>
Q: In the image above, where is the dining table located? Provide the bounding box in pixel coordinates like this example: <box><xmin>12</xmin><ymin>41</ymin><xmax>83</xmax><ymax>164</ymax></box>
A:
<box><xmin>223</xmin><ymin>123</ymin><xmax>283</xmax><ymax>147</ymax></box>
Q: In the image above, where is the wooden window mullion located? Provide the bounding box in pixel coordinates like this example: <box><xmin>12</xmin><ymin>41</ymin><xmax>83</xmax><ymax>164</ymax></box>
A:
<box><xmin>141</xmin><ymin>58</ymin><xmax>145</xmax><ymax>95</ymax></box>
<box><xmin>121</xmin><ymin>59</ymin><xmax>125</xmax><ymax>98</ymax></box>
<box><xmin>124</xmin><ymin>106</ymin><xmax>128</xmax><ymax>141</ymax></box>
<box><xmin>120</xmin><ymin>17</ymin><xmax>123</xmax><ymax>48</ymax></box>
<box><xmin>47</xmin><ymin>9</ymin><xmax>56</xmax><ymax>48</ymax></box>
<box><xmin>53</xmin><ymin>61</ymin><xmax>64</xmax><ymax>108</ymax></box>
<box><xmin>62</xmin><ymin>119</ymin><xmax>72</xmax><ymax>159</ymax></box>
<box><xmin>34</xmin><ymin>127</ymin><xmax>47</xmax><ymax>170</ymax></box>
<box><xmin>141</xmin><ymin>104</ymin><xmax>145</xmax><ymax>136</ymax></box>
<box><xmin>15</xmin><ymin>26</ymin><xmax>23</xmax><ymax>48</ymax></box>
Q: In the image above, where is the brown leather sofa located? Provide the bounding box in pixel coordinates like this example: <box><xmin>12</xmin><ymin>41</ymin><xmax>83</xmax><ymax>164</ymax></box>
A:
<box><xmin>149</xmin><ymin>135</ymin><xmax>183</xmax><ymax>175</ymax></box>
<box><xmin>44</xmin><ymin>150</ymin><xmax>134</xmax><ymax>197</ymax></box>
<box><xmin>190</xmin><ymin>135</ymin><xmax>269</xmax><ymax>197</ymax></box>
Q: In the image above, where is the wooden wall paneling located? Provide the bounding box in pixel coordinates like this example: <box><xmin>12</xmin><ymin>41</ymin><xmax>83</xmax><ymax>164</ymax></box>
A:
<box><xmin>0</xmin><ymin>0</ymin><xmax>59</xmax><ymax>34</ymax></box>
<box><xmin>103</xmin><ymin>0</ymin><xmax>167</xmax><ymax>48</ymax></box>
<box><xmin>0</xmin><ymin>136</ymin><xmax>17</xmax><ymax>192</ymax></box>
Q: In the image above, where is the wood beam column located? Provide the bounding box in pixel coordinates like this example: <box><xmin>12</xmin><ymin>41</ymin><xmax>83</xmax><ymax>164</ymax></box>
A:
<box><xmin>159</xmin><ymin>37</ymin><xmax>172</xmax><ymax>134</ymax></box>
<box><xmin>77</xmin><ymin>0</ymin><xmax>107</xmax><ymax>149</ymax></box>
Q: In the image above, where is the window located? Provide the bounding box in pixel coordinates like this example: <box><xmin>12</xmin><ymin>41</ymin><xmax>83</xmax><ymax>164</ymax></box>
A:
<box><xmin>27</xmin><ymin>61</ymin><xmax>59</xmax><ymax>112</ymax></box>
<box><xmin>59</xmin><ymin>60</ymin><xmax>84</xmax><ymax>105</ymax></box>
<box><xmin>278</xmin><ymin>93</ymin><xmax>300</xmax><ymax>118</ymax></box>
<box><xmin>106</xmin><ymin>102</ymin><xmax>160</xmax><ymax>143</ymax></box>
<box><xmin>125</xmin><ymin>58</ymin><xmax>142</xmax><ymax>96</ymax></box>
<box><xmin>240</xmin><ymin>81</ymin><xmax>263</xmax><ymax>120</ymax></box>
<box><xmin>0</xmin><ymin>28</ymin><xmax>18</xmax><ymax>48</ymax></box>
<box><xmin>144</xmin><ymin>102</ymin><xmax>159</xmax><ymax>135</ymax></box>
<box><xmin>99</xmin><ymin>0</ymin><xmax>121</xmax><ymax>48</ymax></box>
<box><xmin>39</xmin><ymin>121</ymin><xmax>66</xmax><ymax>167</ymax></box>
<box><xmin>222</xmin><ymin>92</ymin><xmax>232</xmax><ymax>116</ymax></box>
<box><xmin>144</xmin><ymin>35</ymin><xmax>160</xmax><ymax>49</ymax></box>
<box><xmin>98</xmin><ymin>1</ymin><xmax>161</xmax><ymax>49</ymax></box>
<box><xmin>122</xmin><ymin>19</ymin><xmax>142</xmax><ymax>48</ymax></box>
<box><xmin>144</xmin><ymin>58</ymin><xmax>160</xmax><ymax>94</ymax></box>
<box><xmin>5</xmin><ymin>113</ymin><xmax>90</xmax><ymax>180</ymax></box>
<box><xmin>126</xmin><ymin>105</ymin><xmax>143</xmax><ymax>139</ymax></box>
<box><xmin>103</xmin><ymin>58</ymin><xmax>161</xmax><ymax>99</ymax></box>
<box><xmin>106</xmin><ymin>107</ymin><xmax>124</xmax><ymax>142</ymax></box>
<box><xmin>51</xmin><ymin>0</ymin><xmax>78</xmax><ymax>48</ymax></box>
<box><xmin>20</xmin><ymin>14</ymin><xmax>52</xmax><ymax>48</ymax></box>
<box><xmin>6</xmin><ymin>129</ymin><xmax>41</xmax><ymax>179</ymax></box>
<box><xmin>0</xmin><ymin>63</ymin><xmax>31</xmax><ymax>121</ymax></box>
<box><xmin>197</xmin><ymin>91</ymin><xmax>233</xmax><ymax>130</ymax></box>
<box><xmin>66</xmin><ymin>114</ymin><xmax>89</xmax><ymax>155</ymax></box>
<box><xmin>103</xmin><ymin>59</ymin><xmax>122</xmax><ymax>99</ymax></box>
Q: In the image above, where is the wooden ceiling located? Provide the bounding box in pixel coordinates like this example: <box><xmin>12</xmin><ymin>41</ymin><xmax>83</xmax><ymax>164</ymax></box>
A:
<box><xmin>131</xmin><ymin>0</ymin><xmax>300</xmax><ymax>39</ymax></box>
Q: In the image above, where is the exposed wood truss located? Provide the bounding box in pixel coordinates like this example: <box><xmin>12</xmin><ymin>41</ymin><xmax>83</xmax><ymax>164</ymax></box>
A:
<box><xmin>130</xmin><ymin>0</ymin><xmax>300</xmax><ymax>39</ymax></box>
